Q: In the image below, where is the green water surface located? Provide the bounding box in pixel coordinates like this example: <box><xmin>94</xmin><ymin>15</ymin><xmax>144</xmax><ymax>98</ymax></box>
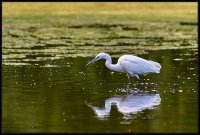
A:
<box><xmin>2</xmin><ymin>14</ymin><xmax>198</xmax><ymax>133</ymax></box>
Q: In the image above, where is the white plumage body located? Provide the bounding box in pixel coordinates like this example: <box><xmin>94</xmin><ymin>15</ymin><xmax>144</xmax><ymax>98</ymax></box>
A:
<box><xmin>118</xmin><ymin>55</ymin><xmax>161</xmax><ymax>75</ymax></box>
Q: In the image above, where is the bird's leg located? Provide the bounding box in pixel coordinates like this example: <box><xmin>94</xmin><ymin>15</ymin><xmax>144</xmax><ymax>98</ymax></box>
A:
<box><xmin>135</xmin><ymin>75</ymin><xmax>140</xmax><ymax>80</ymax></box>
<box><xmin>126</xmin><ymin>74</ymin><xmax>131</xmax><ymax>95</ymax></box>
<box><xmin>134</xmin><ymin>80</ymin><xmax>140</xmax><ymax>87</ymax></box>
<box><xmin>133</xmin><ymin>75</ymin><xmax>140</xmax><ymax>87</ymax></box>
<box><xmin>127</xmin><ymin>73</ymin><xmax>131</xmax><ymax>85</ymax></box>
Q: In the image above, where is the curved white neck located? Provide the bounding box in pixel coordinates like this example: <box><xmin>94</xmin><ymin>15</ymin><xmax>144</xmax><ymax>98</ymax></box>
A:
<box><xmin>104</xmin><ymin>55</ymin><xmax>122</xmax><ymax>72</ymax></box>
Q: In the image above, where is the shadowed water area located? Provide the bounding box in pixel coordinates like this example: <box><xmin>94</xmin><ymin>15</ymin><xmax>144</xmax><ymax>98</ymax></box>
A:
<box><xmin>2</xmin><ymin>15</ymin><xmax>198</xmax><ymax>132</ymax></box>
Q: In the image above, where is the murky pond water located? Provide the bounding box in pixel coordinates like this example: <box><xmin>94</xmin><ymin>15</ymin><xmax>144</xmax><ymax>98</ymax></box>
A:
<box><xmin>2</xmin><ymin>16</ymin><xmax>198</xmax><ymax>132</ymax></box>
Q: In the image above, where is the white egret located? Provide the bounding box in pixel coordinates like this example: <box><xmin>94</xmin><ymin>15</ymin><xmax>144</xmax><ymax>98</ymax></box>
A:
<box><xmin>85</xmin><ymin>52</ymin><xmax>161</xmax><ymax>83</ymax></box>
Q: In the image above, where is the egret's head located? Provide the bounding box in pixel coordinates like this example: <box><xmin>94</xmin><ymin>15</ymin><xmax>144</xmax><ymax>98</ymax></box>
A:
<box><xmin>85</xmin><ymin>52</ymin><xmax>108</xmax><ymax>67</ymax></box>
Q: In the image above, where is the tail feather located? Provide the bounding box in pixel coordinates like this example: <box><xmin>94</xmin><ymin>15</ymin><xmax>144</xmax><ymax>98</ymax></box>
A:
<box><xmin>148</xmin><ymin>60</ymin><xmax>161</xmax><ymax>73</ymax></box>
<box><xmin>149</xmin><ymin>60</ymin><xmax>161</xmax><ymax>69</ymax></box>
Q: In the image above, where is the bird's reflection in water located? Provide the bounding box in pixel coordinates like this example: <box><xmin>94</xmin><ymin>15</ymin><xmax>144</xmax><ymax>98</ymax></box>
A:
<box><xmin>86</xmin><ymin>88</ymin><xmax>161</xmax><ymax>123</ymax></box>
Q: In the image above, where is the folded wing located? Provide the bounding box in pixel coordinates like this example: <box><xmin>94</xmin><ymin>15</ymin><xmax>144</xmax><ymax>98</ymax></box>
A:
<box><xmin>120</xmin><ymin>56</ymin><xmax>161</xmax><ymax>75</ymax></box>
